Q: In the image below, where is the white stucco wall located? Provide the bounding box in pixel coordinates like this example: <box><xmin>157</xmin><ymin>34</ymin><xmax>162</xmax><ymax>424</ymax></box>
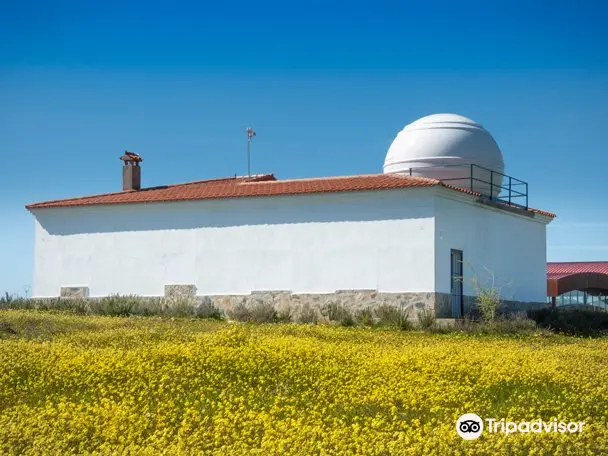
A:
<box><xmin>31</xmin><ymin>189</ymin><xmax>437</xmax><ymax>297</ymax></box>
<box><xmin>434</xmin><ymin>191</ymin><xmax>549</xmax><ymax>303</ymax></box>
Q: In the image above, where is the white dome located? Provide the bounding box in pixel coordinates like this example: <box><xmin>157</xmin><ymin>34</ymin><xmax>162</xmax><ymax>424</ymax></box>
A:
<box><xmin>383</xmin><ymin>113</ymin><xmax>505</xmax><ymax>197</ymax></box>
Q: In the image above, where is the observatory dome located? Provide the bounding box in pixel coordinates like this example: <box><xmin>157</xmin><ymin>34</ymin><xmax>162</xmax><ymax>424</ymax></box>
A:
<box><xmin>383</xmin><ymin>114</ymin><xmax>505</xmax><ymax>197</ymax></box>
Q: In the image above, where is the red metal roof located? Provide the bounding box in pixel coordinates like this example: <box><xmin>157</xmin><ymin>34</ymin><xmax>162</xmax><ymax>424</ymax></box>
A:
<box><xmin>25</xmin><ymin>172</ymin><xmax>556</xmax><ymax>217</ymax></box>
<box><xmin>548</xmin><ymin>262</ymin><xmax>608</xmax><ymax>276</ymax></box>
<box><xmin>547</xmin><ymin>262</ymin><xmax>608</xmax><ymax>296</ymax></box>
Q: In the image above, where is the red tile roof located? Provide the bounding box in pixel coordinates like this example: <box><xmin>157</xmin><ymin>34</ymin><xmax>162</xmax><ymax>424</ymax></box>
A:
<box><xmin>547</xmin><ymin>262</ymin><xmax>608</xmax><ymax>276</ymax></box>
<box><xmin>25</xmin><ymin>173</ymin><xmax>556</xmax><ymax>217</ymax></box>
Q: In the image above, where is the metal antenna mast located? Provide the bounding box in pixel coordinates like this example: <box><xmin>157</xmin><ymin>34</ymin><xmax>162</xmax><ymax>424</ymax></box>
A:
<box><xmin>245</xmin><ymin>127</ymin><xmax>256</xmax><ymax>178</ymax></box>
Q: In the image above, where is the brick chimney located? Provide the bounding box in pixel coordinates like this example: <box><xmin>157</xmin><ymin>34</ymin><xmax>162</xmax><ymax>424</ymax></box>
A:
<box><xmin>120</xmin><ymin>151</ymin><xmax>143</xmax><ymax>191</ymax></box>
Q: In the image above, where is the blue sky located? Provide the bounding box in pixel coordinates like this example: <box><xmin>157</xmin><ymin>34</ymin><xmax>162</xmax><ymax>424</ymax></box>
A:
<box><xmin>1</xmin><ymin>0</ymin><xmax>607</xmax><ymax>296</ymax></box>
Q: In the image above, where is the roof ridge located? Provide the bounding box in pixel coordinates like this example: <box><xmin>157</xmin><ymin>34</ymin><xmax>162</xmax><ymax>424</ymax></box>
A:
<box><xmin>163</xmin><ymin>174</ymin><xmax>274</xmax><ymax>187</ymax></box>
<box><xmin>240</xmin><ymin>173</ymin><xmax>441</xmax><ymax>185</ymax></box>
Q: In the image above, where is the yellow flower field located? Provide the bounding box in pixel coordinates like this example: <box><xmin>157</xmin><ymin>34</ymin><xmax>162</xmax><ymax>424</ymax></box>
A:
<box><xmin>0</xmin><ymin>310</ymin><xmax>606</xmax><ymax>455</ymax></box>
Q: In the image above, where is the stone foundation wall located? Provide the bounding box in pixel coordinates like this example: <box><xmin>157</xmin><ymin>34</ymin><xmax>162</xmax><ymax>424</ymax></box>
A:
<box><xmin>164</xmin><ymin>284</ymin><xmax>197</xmax><ymax>299</ymax></box>
<box><xmin>60</xmin><ymin>287</ymin><xmax>90</xmax><ymax>298</ymax></box>
<box><xmin>50</xmin><ymin>285</ymin><xmax>545</xmax><ymax>319</ymax></box>
<box><xmin>207</xmin><ymin>290</ymin><xmax>437</xmax><ymax>321</ymax></box>
<box><xmin>172</xmin><ymin>289</ymin><xmax>544</xmax><ymax>319</ymax></box>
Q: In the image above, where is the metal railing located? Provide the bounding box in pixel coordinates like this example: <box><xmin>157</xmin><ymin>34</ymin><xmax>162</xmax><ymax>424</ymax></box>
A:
<box><xmin>407</xmin><ymin>163</ymin><xmax>529</xmax><ymax>210</ymax></box>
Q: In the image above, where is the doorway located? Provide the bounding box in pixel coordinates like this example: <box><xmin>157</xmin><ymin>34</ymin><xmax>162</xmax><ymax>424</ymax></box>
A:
<box><xmin>450</xmin><ymin>249</ymin><xmax>464</xmax><ymax>318</ymax></box>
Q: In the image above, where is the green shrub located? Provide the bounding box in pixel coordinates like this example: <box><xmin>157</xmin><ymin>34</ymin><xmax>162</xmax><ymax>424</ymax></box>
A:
<box><xmin>478</xmin><ymin>316</ymin><xmax>538</xmax><ymax>335</ymax></box>
<box><xmin>321</xmin><ymin>302</ymin><xmax>356</xmax><ymax>327</ymax></box>
<box><xmin>165</xmin><ymin>297</ymin><xmax>197</xmax><ymax>318</ymax></box>
<box><xmin>296</xmin><ymin>303</ymin><xmax>319</xmax><ymax>324</ymax></box>
<box><xmin>496</xmin><ymin>314</ymin><xmax>539</xmax><ymax>333</ymax></box>
<box><xmin>132</xmin><ymin>298</ymin><xmax>165</xmax><ymax>316</ymax></box>
<box><xmin>426</xmin><ymin>323</ymin><xmax>453</xmax><ymax>334</ymax></box>
<box><xmin>0</xmin><ymin>293</ymin><xmax>39</xmax><ymax>310</ymax></box>
<box><xmin>1</xmin><ymin>297</ymin><xmax>32</xmax><ymax>310</ymax></box>
<box><xmin>416</xmin><ymin>307</ymin><xmax>436</xmax><ymax>330</ymax></box>
<box><xmin>89</xmin><ymin>294</ymin><xmax>140</xmax><ymax>316</ymax></box>
<box><xmin>355</xmin><ymin>307</ymin><xmax>375</xmax><ymax>327</ymax></box>
<box><xmin>0</xmin><ymin>321</ymin><xmax>17</xmax><ymax>338</ymax></box>
<box><xmin>1</xmin><ymin>295</ymin><xmax>90</xmax><ymax>314</ymax></box>
<box><xmin>374</xmin><ymin>304</ymin><xmax>411</xmax><ymax>330</ymax></box>
<box><xmin>49</xmin><ymin>298</ymin><xmax>89</xmax><ymax>314</ymax></box>
<box><xmin>425</xmin><ymin>313</ymin><xmax>542</xmax><ymax>335</ymax></box>
<box><xmin>322</xmin><ymin>302</ymin><xmax>342</xmax><ymax>321</ymax></box>
<box><xmin>443</xmin><ymin>314</ymin><xmax>542</xmax><ymax>335</ymax></box>
<box><xmin>339</xmin><ymin>312</ymin><xmax>356</xmax><ymax>327</ymax></box>
<box><xmin>195</xmin><ymin>298</ymin><xmax>224</xmax><ymax>320</ymax></box>
<box><xmin>227</xmin><ymin>302</ymin><xmax>251</xmax><ymax>322</ymax></box>
<box><xmin>472</xmin><ymin>278</ymin><xmax>502</xmax><ymax>323</ymax></box>
<box><xmin>227</xmin><ymin>301</ymin><xmax>280</xmax><ymax>323</ymax></box>
<box><xmin>2</xmin><ymin>294</ymin><xmax>225</xmax><ymax>320</ymax></box>
<box><xmin>249</xmin><ymin>301</ymin><xmax>279</xmax><ymax>323</ymax></box>
<box><xmin>275</xmin><ymin>308</ymin><xmax>293</xmax><ymax>323</ymax></box>
<box><xmin>527</xmin><ymin>307</ymin><xmax>608</xmax><ymax>337</ymax></box>
<box><xmin>374</xmin><ymin>304</ymin><xmax>398</xmax><ymax>327</ymax></box>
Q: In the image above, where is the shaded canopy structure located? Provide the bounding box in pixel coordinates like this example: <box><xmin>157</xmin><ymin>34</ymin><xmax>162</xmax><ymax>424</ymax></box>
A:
<box><xmin>547</xmin><ymin>262</ymin><xmax>608</xmax><ymax>308</ymax></box>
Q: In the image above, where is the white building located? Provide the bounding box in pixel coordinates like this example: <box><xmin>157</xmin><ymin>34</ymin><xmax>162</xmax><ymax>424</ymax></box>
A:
<box><xmin>27</xmin><ymin>114</ymin><xmax>555</xmax><ymax>317</ymax></box>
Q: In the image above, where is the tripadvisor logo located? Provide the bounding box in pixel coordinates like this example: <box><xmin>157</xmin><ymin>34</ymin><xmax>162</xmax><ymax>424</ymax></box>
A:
<box><xmin>456</xmin><ymin>413</ymin><xmax>484</xmax><ymax>440</ymax></box>
<box><xmin>456</xmin><ymin>414</ymin><xmax>586</xmax><ymax>440</ymax></box>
